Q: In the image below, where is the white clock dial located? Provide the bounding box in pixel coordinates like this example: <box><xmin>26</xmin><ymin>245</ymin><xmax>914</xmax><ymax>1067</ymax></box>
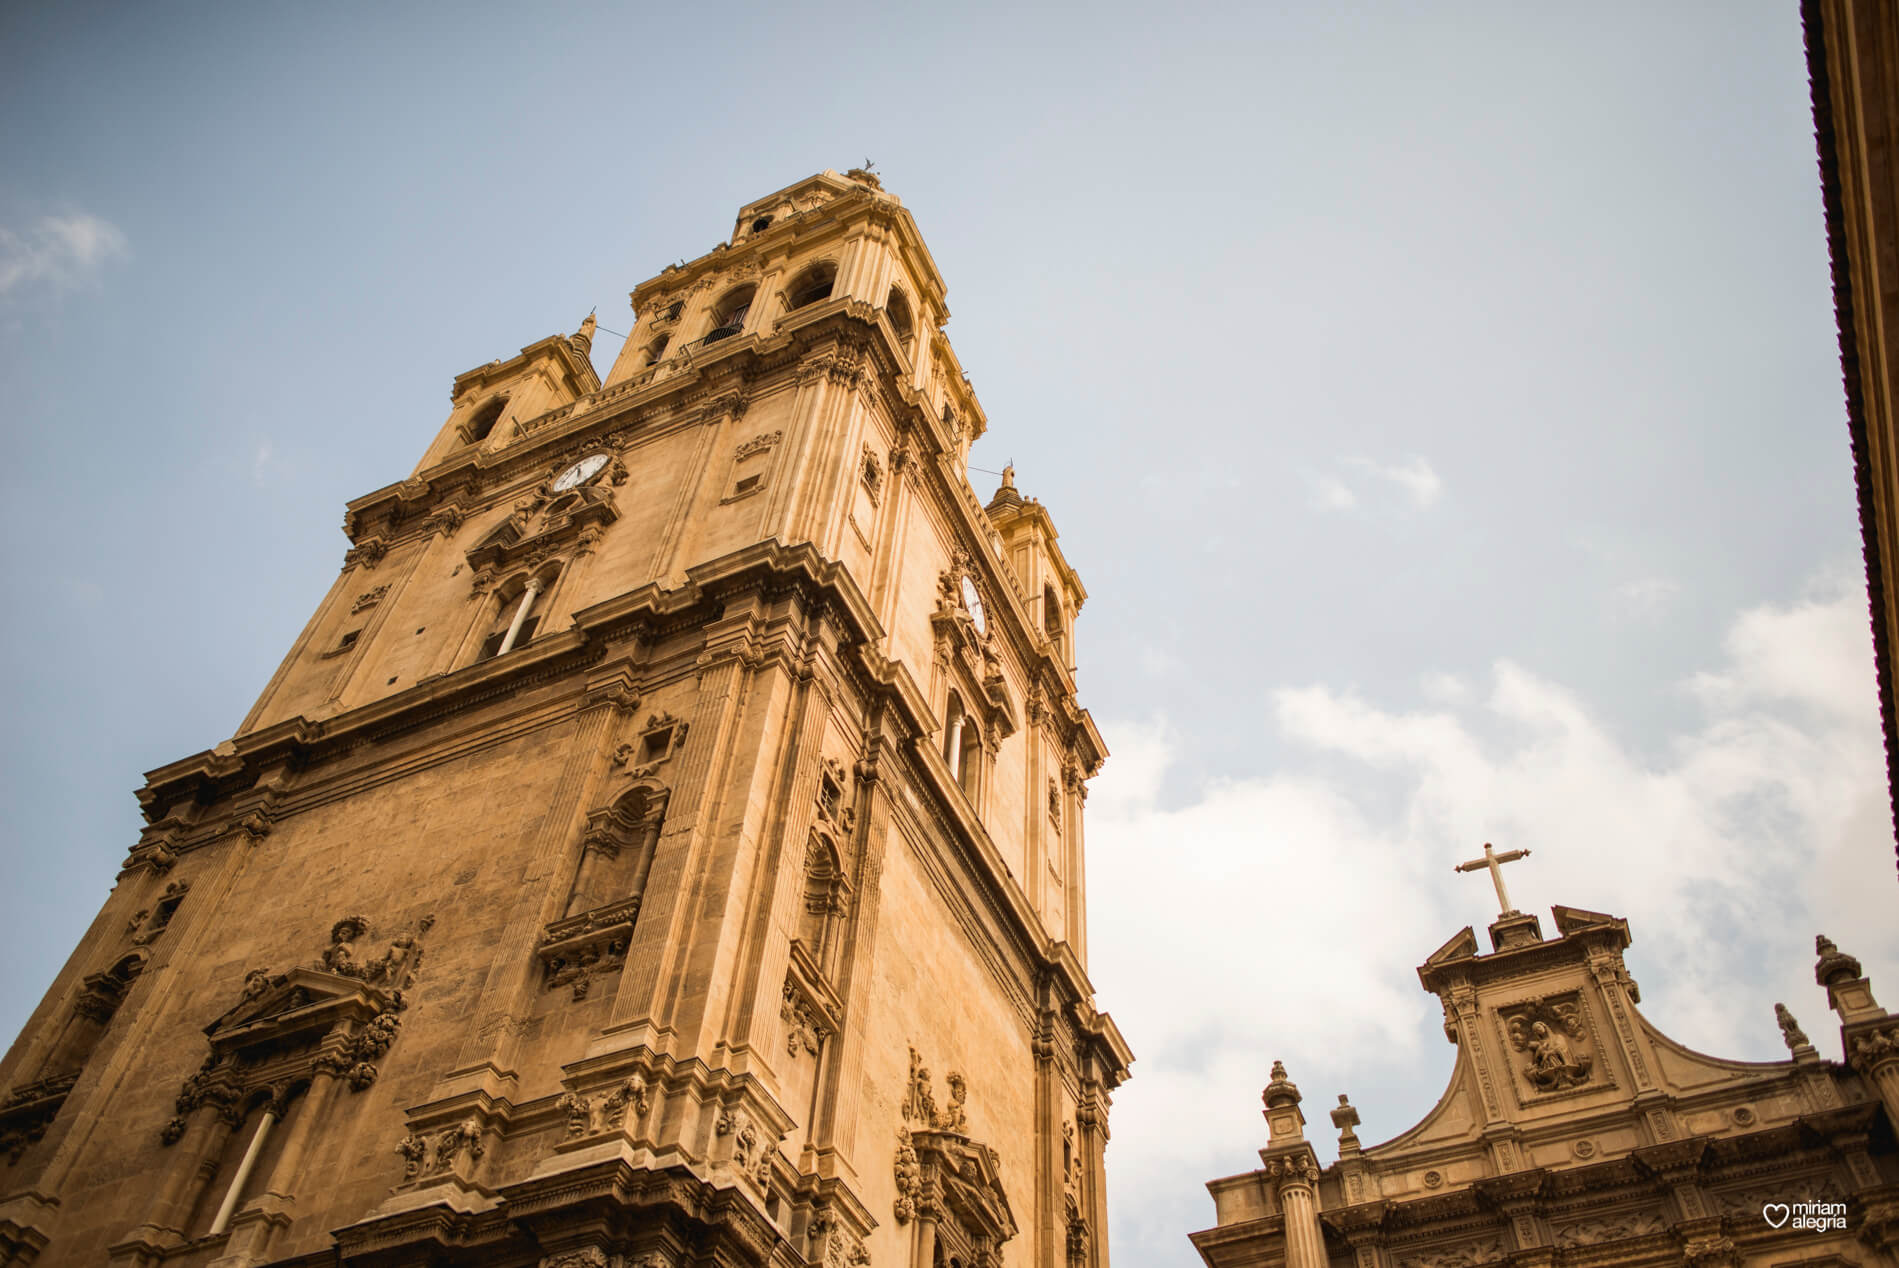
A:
<box><xmin>552</xmin><ymin>453</ymin><xmax>609</xmax><ymax>492</ymax></box>
<box><xmin>961</xmin><ymin>576</ymin><xmax>986</xmax><ymax>633</ymax></box>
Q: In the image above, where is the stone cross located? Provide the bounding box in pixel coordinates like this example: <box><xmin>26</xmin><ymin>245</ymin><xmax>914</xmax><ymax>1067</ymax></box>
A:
<box><xmin>1454</xmin><ymin>842</ymin><xmax>1531</xmax><ymax>917</ymax></box>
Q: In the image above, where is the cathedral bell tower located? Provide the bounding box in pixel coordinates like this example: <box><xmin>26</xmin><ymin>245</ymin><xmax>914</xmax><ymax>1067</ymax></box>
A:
<box><xmin>0</xmin><ymin>168</ymin><xmax>1132</xmax><ymax>1268</ymax></box>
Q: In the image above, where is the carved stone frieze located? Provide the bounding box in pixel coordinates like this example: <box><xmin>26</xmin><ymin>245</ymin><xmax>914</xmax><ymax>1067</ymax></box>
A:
<box><xmin>557</xmin><ymin>1074</ymin><xmax>650</xmax><ymax>1140</ymax></box>
<box><xmin>1396</xmin><ymin>1239</ymin><xmax>1505</xmax><ymax>1268</ymax></box>
<box><xmin>1552</xmin><ymin>1210</ymin><xmax>1666</xmax><ymax>1247</ymax></box>
<box><xmin>351</xmin><ymin>584</ymin><xmax>390</xmax><ymax>613</ymax></box>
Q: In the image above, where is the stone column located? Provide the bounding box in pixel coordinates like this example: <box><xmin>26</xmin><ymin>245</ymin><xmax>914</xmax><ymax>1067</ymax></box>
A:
<box><xmin>1261</xmin><ymin>1062</ymin><xmax>1327</xmax><ymax>1268</ymax></box>
<box><xmin>495</xmin><ymin>578</ymin><xmax>543</xmax><ymax>655</ymax></box>
<box><xmin>1273</xmin><ymin>1157</ymin><xmax>1327</xmax><ymax>1268</ymax></box>
<box><xmin>628</xmin><ymin>816</ymin><xmax>664</xmax><ymax>901</ymax></box>
<box><xmin>208</xmin><ymin>1109</ymin><xmax>277</xmax><ymax>1235</ymax></box>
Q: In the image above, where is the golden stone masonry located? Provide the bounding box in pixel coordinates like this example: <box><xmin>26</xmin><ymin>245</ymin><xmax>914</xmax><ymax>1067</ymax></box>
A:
<box><xmin>0</xmin><ymin>168</ymin><xmax>1132</xmax><ymax>1267</ymax></box>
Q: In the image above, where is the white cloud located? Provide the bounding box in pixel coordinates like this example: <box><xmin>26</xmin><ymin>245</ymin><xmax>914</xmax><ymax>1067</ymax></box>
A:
<box><xmin>1307</xmin><ymin>472</ymin><xmax>1358</xmax><ymax>512</ymax></box>
<box><xmin>0</xmin><ymin>213</ymin><xmax>128</xmax><ymax>295</ymax></box>
<box><xmin>1306</xmin><ymin>456</ymin><xmax>1443</xmax><ymax>513</ymax></box>
<box><xmin>1348</xmin><ymin>454</ymin><xmax>1443</xmax><ymax>508</ymax></box>
<box><xmin>1618</xmin><ymin>576</ymin><xmax>1679</xmax><ymax>610</ymax></box>
<box><xmin>1089</xmin><ymin>574</ymin><xmax>1895</xmax><ymax>1268</ymax></box>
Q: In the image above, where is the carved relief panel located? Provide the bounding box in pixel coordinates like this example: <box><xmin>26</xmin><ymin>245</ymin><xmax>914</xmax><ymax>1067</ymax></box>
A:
<box><xmin>1492</xmin><ymin>990</ymin><xmax>1609</xmax><ymax>1103</ymax></box>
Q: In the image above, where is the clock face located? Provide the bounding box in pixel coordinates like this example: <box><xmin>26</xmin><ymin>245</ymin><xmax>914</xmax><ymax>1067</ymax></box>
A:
<box><xmin>961</xmin><ymin>576</ymin><xmax>986</xmax><ymax>633</ymax></box>
<box><xmin>551</xmin><ymin>453</ymin><xmax>609</xmax><ymax>492</ymax></box>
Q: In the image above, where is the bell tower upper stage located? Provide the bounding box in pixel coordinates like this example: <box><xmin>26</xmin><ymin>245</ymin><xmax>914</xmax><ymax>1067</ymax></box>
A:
<box><xmin>5</xmin><ymin>169</ymin><xmax>1130</xmax><ymax>1268</ymax></box>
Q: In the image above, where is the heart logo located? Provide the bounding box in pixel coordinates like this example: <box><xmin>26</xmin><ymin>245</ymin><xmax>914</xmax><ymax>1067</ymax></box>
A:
<box><xmin>1763</xmin><ymin>1204</ymin><xmax>1791</xmax><ymax>1229</ymax></box>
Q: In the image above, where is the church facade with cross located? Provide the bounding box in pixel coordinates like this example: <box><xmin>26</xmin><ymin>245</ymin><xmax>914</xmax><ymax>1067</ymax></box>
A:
<box><xmin>1191</xmin><ymin>861</ymin><xmax>1899</xmax><ymax>1268</ymax></box>
<box><xmin>0</xmin><ymin>168</ymin><xmax>1130</xmax><ymax>1268</ymax></box>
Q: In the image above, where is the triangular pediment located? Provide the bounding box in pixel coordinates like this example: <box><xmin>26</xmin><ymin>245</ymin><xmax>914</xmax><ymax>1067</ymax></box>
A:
<box><xmin>911</xmin><ymin>1128</ymin><xmax>1018</xmax><ymax>1242</ymax></box>
<box><xmin>1550</xmin><ymin>904</ymin><xmax>1620</xmax><ymax>934</ymax></box>
<box><xmin>205</xmin><ymin>967</ymin><xmax>389</xmax><ymax>1047</ymax></box>
<box><xmin>1423</xmin><ymin>926</ymin><xmax>1479</xmax><ymax>966</ymax></box>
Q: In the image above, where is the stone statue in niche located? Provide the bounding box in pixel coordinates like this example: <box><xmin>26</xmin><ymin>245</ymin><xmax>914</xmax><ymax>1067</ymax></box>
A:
<box><xmin>1503</xmin><ymin>997</ymin><xmax>1593</xmax><ymax>1091</ymax></box>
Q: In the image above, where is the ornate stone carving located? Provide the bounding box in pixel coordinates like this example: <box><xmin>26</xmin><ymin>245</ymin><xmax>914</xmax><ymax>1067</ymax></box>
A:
<box><xmin>318</xmin><ymin>913</ymin><xmax>432</xmax><ymax>989</ymax></box>
<box><xmin>602</xmin><ymin>1074</ymin><xmax>649</xmax><ymax>1129</ymax></box>
<box><xmin>541</xmin><ymin>1250</ymin><xmax>610</xmax><ymax>1268</ymax></box>
<box><xmin>936</xmin><ymin>1071</ymin><xmax>969</xmax><ymax>1133</ymax></box>
<box><xmin>351</xmin><ymin>584</ymin><xmax>389</xmax><ymax>613</ymax></box>
<box><xmin>428</xmin><ymin>1117</ymin><xmax>484</xmax><ymax>1175</ymax></box>
<box><xmin>1397</xmin><ymin>1240</ymin><xmax>1505</xmax><ymax>1268</ymax></box>
<box><xmin>861</xmin><ymin>444</ymin><xmax>884</xmax><ymax>505</ymax></box>
<box><xmin>1851</xmin><ymin>1022</ymin><xmax>1899</xmax><ymax>1069</ymax></box>
<box><xmin>558</xmin><ymin>1091</ymin><xmax>591</xmax><ymax>1139</ymax></box>
<box><xmin>422</xmin><ymin>504</ymin><xmax>466</xmax><ymax>537</ymax></box>
<box><xmin>344</xmin><ymin>538</ymin><xmax>388</xmax><ymax>571</ymax></box>
<box><xmin>396</xmin><ymin>1131</ymin><xmax>428</xmax><ymax>1179</ymax></box>
<box><xmin>615</xmin><ymin>712</ymin><xmax>688</xmax><ymax>778</ymax></box>
<box><xmin>717</xmin><ymin>1105</ymin><xmax>758</xmax><ymax>1170</ymax></box>
<box><xmin>1501</xmin><ymin>995</ymin><xmax>1593</xmax><ymax>1091</ymax></box>
<box><xmin>782</xmin><ymin>980</ymin><xmax>828</xmax><ymax>1056</ymax></box>
<box><xmin>1552</xmin><ymin>1210</ymin><xmax>1666</xmax><ymax>1248</ymax></box>
<box><xmin>1681</xmin><ymin>1233</ymin><xmax>1737</xmax><ymax>1268</ymax></box>
<box><xmin>538</xmin><ymin>908</ymin><xmax>635</xmax><ymax>1000</ymax></box>
<box><xmin>902</xmin><ymin>1046</ymin><xmax>937</xmax><ymax>1125</ymax></box>
<box><xmin>734</xmin><ymin>431</ymin><xmax>782</xmax><ymax>460</ymax></box>
<box><xmin>1775</xmin><ymin>1002</ymin><xmax>1810</xmax><ymax>1050</ymax></box>
<box><xmin>894</xmin><ymin>1125</ymin><xmax>922</xmax><ymax>1224</ymax></box>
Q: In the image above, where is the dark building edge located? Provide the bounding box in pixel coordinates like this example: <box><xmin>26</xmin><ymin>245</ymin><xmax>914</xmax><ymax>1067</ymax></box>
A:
<box><xmin>1802</xmin><ymin>0</ymin><xmax>1899</xmax><ymax>879</ymax></box>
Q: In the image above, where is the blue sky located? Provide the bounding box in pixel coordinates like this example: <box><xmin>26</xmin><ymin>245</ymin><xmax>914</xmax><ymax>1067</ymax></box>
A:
<box><xmin>3</xmin><ymin>4</ymin><xmax>1895</xmax><ymax>1265</ymax></box>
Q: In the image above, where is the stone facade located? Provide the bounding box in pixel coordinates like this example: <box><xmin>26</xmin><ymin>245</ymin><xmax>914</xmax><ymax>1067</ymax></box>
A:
<box><xmin>0</xmin><ymin>169</ymin><xmax>1131</xmax><ymax>1268</ymax></box>
<box><xmin>1193</xmin><ymin>907</ymin><xmax>1899</xmax><ymax>1268</ymax></box>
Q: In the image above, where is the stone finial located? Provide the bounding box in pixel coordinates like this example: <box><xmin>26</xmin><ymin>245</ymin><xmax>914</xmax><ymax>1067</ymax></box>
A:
<box><xmin>1774</xmin><ymin>1002</ymin><xmax>1809</xmax><ymax>1052</ymax></box>
<box><xmin>1264</xmin><ymin>1060</ymin><xmax>1301</xmax><ymax>1109</ymax></box>
<box><xmin>570</xmin><ymin>311</ymin><xmax>597</xmax><ymax>359</ymax></box>
<box><xmin>1261</xmin><ymin>1060</ymin><xmax>1307</xmax><ymax>1146</ymax></box>
<box><xmin>1815</xmin><ymin>934</ymin><xmax>1862</xmax><ymax>987</ymax></box>
<box><xmin>1330</xmin><ymin>1093</ymin><xmax>1360</xmax><ymax>1151</ymax></box>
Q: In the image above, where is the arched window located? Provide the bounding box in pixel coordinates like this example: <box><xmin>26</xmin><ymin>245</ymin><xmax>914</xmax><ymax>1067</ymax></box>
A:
<box><xmin>941</xmin><ymin>692</ymin><xmax>981</xmax><ymax>800</ymax></box>
<box><xmin>478</xmin><ymin>569</ymin><xmax>556</xmax><ymax>660</ymax></box>
<box><xmin>886</xmin><ymin>286</ymin><xmax>914</xmax><ymax>352</ymax></box>
<box><xmin>751</xmin><ymin>215</ymin><xmax>773</xmax><ymax>234</ymax></box>
<box><xmin>705</xmin><ymin>285</ymin><xmax>756</xmax><ymax>344</ymax></box>
<box><xmin>642</xmin><ymin>335</ymin><xmax>669</xmax><ymax>367</ymax></box>
<box><xmin>467</xmin><ymin>397</ymin><xmax>507</xmax><ymax>443</ymax></box>
<box><xmin>785</xmin><ymin>262</ymin><xmax>837</xmax><ymax>311</ymax></box>
<box><xmin>798</xmin><ymin>830</ymin><xmax>847</xmax><ymax>967</ymax></box>
<box><xmin>957</xmin><ymin>721</ymin><xmax>982</xmax><ymax>799</ymax></box>
<box><xmin>1044</xmin><ymin>585</ymin><xmax>1065</xmax><ymax>659</ymax></box>
<box><xmin>37</xmin><ymin>952</ymin><xmax>143</xmax><ymax>1082</ymax></box>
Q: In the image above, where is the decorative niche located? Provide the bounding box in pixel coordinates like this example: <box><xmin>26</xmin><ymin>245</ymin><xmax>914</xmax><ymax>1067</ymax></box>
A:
<box><xmin>539</xmin><ymin>783</ymin><xmax>669</xmax><ymax>1001</ymax></box>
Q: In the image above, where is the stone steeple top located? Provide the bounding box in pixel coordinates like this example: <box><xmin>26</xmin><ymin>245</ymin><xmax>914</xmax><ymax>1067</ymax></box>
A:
<box><xmin>985</xmin><ymin>464</ymin><xmax>1024</xmax><ymax>514</ymax></box>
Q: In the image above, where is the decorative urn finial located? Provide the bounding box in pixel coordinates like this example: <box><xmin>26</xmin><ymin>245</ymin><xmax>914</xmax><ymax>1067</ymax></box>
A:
<box><xmin>1815</xmin><ymin>934</ymin><xmax>1862</xmax><ymax>987</ymax></box>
